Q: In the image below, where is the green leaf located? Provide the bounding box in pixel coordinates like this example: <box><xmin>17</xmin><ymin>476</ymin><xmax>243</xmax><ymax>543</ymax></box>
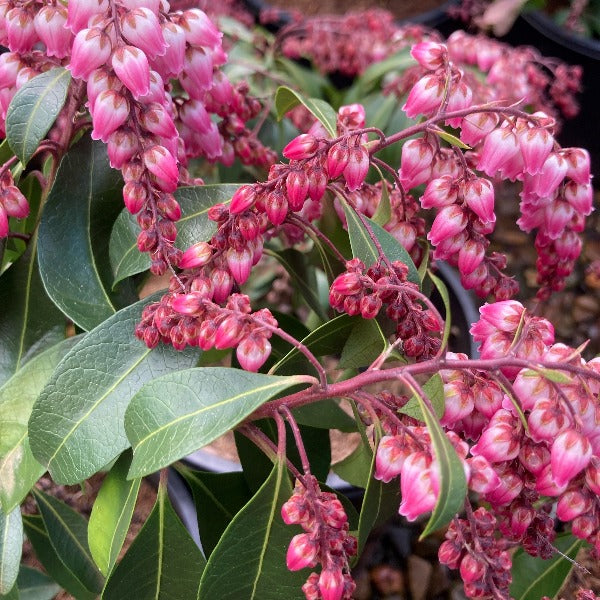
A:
<box><xmin>0</xmin><ymin>239</ymin><xmax>65</xmax><ymax>387</ymax></box>
<box><xmin>126</xmin><ymin>368</ymin><xmax>307</xmax><ymax>478</ymax></box>
<box><xmin>270</xmin><ymin>314</ymin><xmax>356</xmax><ymax>374</ymax></box>
<box><xmin>109</xmin><ymin>184</ymin><xmax>240</xmax><ymax>286</ymax></box>
<box><xmin>274</xmin><ymin>58</ymin><xmax>328</xmax><ymax>98</ymax></box>
<box><xmin>341</xmin><ymin>201</ymin><xmax>419</xmax><ymax>285</ymax></box>
<box><xmin>22</xmin><ymin>515</ymin><xmax>96</xmax><ymax>600</ymax></box>
<box><xmin>5</xmin><ymin>68</ymin><xmax>71</xmax><ymax>165</ymax></box>
<box><xmin>0</xmin><ymin>583</ymin><xmax>17</xmax><ymax>600</ymax></box>
<box><xmin>434</xmin><ymin>129</ymin><xmax>471</xmax><ymax>150</ymax></box>
<box><xmin>266</xmin><ymin>248</ymin><xmax>327</xmax><ymax>321</ymax></box>
<box><xmin>522</xmin><ymin>368</ymin><xmax>573</xmax><ymax>384</ymax></box>
<box><xmin>37</xmin><ymin>136</ymin><xmax>119</xmax><ymax>331</ymax></box>
<box><xmin>0</xmin><ymin>336</ymin><xmax>78</xmax><ymax>512</ymax></box>
<box><xmin>88</xmin><ymin>451</ymin><xmax>141</xmax><ymax>576</ymax></box>
<box><xmin>410</xmin><ymin>382</ymin><xmax>467</xmax><ymax>539</ymax></box>
<box><xmin>198</xmin><ymin>458</ymin><xmax>304</xmax><ymax>600</ymax></box>
<box><xmin>292</xmin><ymin>399</ymin><xmax>357</xmax><ymax>433</ymax></box>
<box><xmin>399</xmin><ymin>374</ymin><xmax>445</xmax><ymax>422</ymax></box>
<box><xmin>332</xmin><ymin>442</ymin><xmax>373</xmax><ymax>488</ymax></box>
<box><xmin>353</xmin><ymin>49</ymin><xmax>413</xmax><ymax>94</ymax></box>
<box><xmin>371</xmin><ymin>175</ymin><xmax>391</xmax><ymax>226</ymax></box>
<box><xmin>176</xmin><ymin>467</ymin><xmax>251</xmax><ymax>557</ymax></box>
<box><xmin>0</xmin><ymin>507</ymin><xmax>22</xmax><ymax>594</ymax></box>
<box><xmin>12</xmin><ymin>566</ymin><xmax>60</xmax><ymax>600</ymax></box>
<box><xmin>32</xmin><ymin>489</ymin><xmax>103</xmax><ymax>595</ymax></box>
<box><xmin>274</xmin><ymin>86</ymin><xmax>337</xmax><ymax>138</ymax></box>
<box><xmin>510</xmin><ymin>533</ymin><xmax>582</xmax><ymax>600</ymax></box>
<box><xmin>102</xmin><ymin>484</ymin><xmax>205</xmax><ymax>600</ymax></box>
<box><xmin>339</xmin><ymin>318</ymin><xmax>387</xmax><ymax>369</ymax></box>
<box><xmin>28</xmin><ymin>295</ymin><xmax>200</xmax><ymax>484</ymax></box>
<box><xmin>428</xmin><ymin>270</ymin><xmax>451</xmax><ymax>351</ymax></box>
<box><xmin>0</xmin><ymin>140</ymin><xmax>15</xmax><ymax>167</ymax></box>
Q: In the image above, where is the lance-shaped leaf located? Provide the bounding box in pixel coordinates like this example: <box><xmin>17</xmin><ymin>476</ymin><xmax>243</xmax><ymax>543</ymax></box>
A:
<box><xmin>22</xmin><ymin>515</ymin><xmax>96</xmax><ymax>600</ymax></box>
<box><xmin>5</xmin><ymin>68</ymin><xmax>71</xmax><ymax>165</ymax></box>
<box><xmin>88</xmin><ymin>451</ymin><xmax>141</xmax><ymax>576</ymax></box>
<box><xmin>0</xmin><ymin>336</ymin><xmax>78</xmax><ymax>512</ymax></box>
<box><xmin>176</xmin><ymin>467</ymin><xmax>251</xmax><ymax>557</ymax></box>
<box><xmin>28</xmin><ymin>296</ymin><xmax>200</xmax><ymax>485</ymax></box>
<box><xmin>338</xmin><ymin>318</ymin><xmax>387</xmax><ymax>369</ymax></box>
<box><xmin>126</xmin><ymin>368</ymin><xmax>308</xmax><ymax>478</ymax></box>
<box><xmin>275</xmin><ymin>86</ymin><xmax>338</xmax><ymax>138</ymax></box>
<box><xmin>109</xmin><ymin>184</ymin><xmax>240</xmax><ymax>286</ymax></box>
<box><xmin>342</xmin><ymin>201</ymin><xmax>419</xmax><ymax>285</ymax></box>
<box><xmin>0</xmin><ymin>239</ymin><xmax>65</xmax><ymax>387</ymax></box>
<box><xmin>510</xmin><ymin>533</ymin><xmax>582</xmax><ymax>600</ymax></box>
<box><xmin>399</xmin><ymin>374</ymin><xmax>445</xmax><ymax>422</ymax></box>
<box><xmin>37</xmin><ymin>136</ymin><xmax>120</xmax><ymax>331</ymax></box>
<box><xmin>102</xmin><ymin>483</ymin><xmax>205</xmax><ymax>600</ymax></box>
<box><xmin>0</xmin><ymin>507</ymin><xmax>22</xmax><ymax>595</ymax></box>
<box><xmin>32</xmin><ymin>489</ymin><xmax>104</xmax><ymax>596</ymax></box>
<box><xmin>198</xmin><ymin>458</ymin><xmax>305</xmax><ymax>600</ymax></box>
<box><xmin>428</xmin><ymin>271</ymin><xmax>451</xmax><ymax>352</ymax></box>
<box><xmin>332</xmin><ymin>441</ymin><xmax>373</xmax><ymax>489</ymax></box>
<box><xmin>10</xmin><ymin>566</ymin><xmax>60</xmax><ymax>600</ymax></box>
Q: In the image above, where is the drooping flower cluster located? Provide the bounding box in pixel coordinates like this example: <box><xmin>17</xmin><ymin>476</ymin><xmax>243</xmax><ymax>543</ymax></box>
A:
<box><xmin>329</xmin><ymin>258</ymin><xmax>441</xmax><ymax>359</ymax></box>
<box><xmin>281</xmin><ymin>476</ymin><xmax>357</xmax><ymax>600</ymax></box>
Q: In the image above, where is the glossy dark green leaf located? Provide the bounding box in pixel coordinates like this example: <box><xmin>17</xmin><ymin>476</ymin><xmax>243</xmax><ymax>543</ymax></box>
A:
<box><xmin>339</xmin><ymin>318</ymin><xmax>387</xmax><ymax>369</ymax></box>
<box><xmin>109</xmin><ymin>184</ymin><xmax>240</xmax><ymax>286</ymax></box>
<box><xmin>0</xmin><ymin>140</ymin><xmax>14</xmax><ymax>166</ymax></box>
<box><xmin>37</xmin><ymin>136</ymin><xmax>120</xmax><ymax>330</ymax></box>
<box><xmin>266</xmin><ymin>248</ymin><xmax>327</xmax><ymax>321</ymax></box>
<box><xmin>0</xmin><ymin>507</ymin><xmax>22</xmax><ymax>594</ymax></box>
<box><xmin>275</xmin><ymin>86</ymin><xmax>337</xmax><ymax>138</ymax></box>
<box><xmin>364</xmin><ymin>93</ymin><xmax>398</xmax><ymax>134</ymax></box>
<box><xmin>176</xmin><ymin>467</ymin><xmax>251</xmax><ymax>557</ymax></box>
<box><xmin>88</xmin><ymin>451</ymin><xmax>141</xmax><ymax>576</ymax></box>
<box><xmin>22</xmin><ymin>515</ymin><xmax>96</xmax><ymax>600</ymax></box>
<box><xmin>292</xmin><ymin>399</ymin><xmax>357</xmax><ymax>433</ymax></box>
<box><xmin>126</xmin><ymin>368</ymin><xmax>308</xmax><ymax>478</ymax></box>
<box><xmin>0</xmin><ymin>336</ymin><xmax>78</xmax><ymax>512</ymax></box>
<box><xmin>510</xmin><ymin>533</ymin><xmax>582</xmax><ymax>600</ymax></box>
<box><xmin>286</xmin><ymin>424</ymin><xmax>331</xmax><ymax>484</ymax></box>
<box><xmin>32</xmin><ymin>489</ymin><xmax>103</xmax><ymax>595</ymax></box>
<box><xmin>371</xmin><ymin>172</ymin><xmax>392</xmax><ymax>226</ymax></box>
<box><xmin>12</xmin><ymin>566</ymin><xmax>60</xmax><ymax>600</ymax></box>
<box><xmin>0</xmin><ymin>240</ymin><xmax>65</xmax><ymax>388</ymax></box>
<box><xmin>400</xmin><ymin>374</ymin><xmax>445</xmax><ymax>422</ymax></box>
<box><xmin>28</xmin><ymin>296</ymin><xmax>200</xmax><ymax>484</ymax></box>
<box><xmin>102</xmin><ymin>483</ymin><xmax>205</xmax><ymax>600</ymax></box>
<box><xmin>332</xmin><ymin>442</ymin><xmax>373</xmax><ymax>489</ymax></box>
<box><xmin>342</xmin><ymin>201</ymin><xmax>419</xmax><ymax>285</ymax></box>
<box><xmin>5</xmin><ymin>68</ymin><xmax>71</xmax><ymax>165</ymax></box>
<box><xmin>428</xmin><ymin>271</ymin><xmax>451</xmax><ymax>351</ymax></box>
<box><xmin>198</xmin><ymin>458</ymin><xmax>304</xmax><ymax>600</ymax></box>
<box><xmin>275</xmin><ymin>58</ymin><xmax>328</xmax><ymax>98</ymax></box>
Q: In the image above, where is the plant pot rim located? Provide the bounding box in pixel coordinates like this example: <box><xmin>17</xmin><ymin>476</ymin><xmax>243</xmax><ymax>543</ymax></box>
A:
<box><xmin>522</xmin><ymin>10</ymin><xmax>600</xmax><ymax>60</ymax></box>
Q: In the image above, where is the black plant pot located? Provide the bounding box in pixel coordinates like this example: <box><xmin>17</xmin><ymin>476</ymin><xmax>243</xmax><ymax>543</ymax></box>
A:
<box><xmin>501</xmin><ymin>13</ymin><xmax>600</xmax><ymax>181</ymax></box>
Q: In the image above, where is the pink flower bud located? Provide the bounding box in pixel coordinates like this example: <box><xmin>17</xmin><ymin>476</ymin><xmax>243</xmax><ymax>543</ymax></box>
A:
<box><xmin>283</xmin><ymin>134</ymin><xmax>319</xmax><ymax>161</ymax></box>
<box><xmin>399</xmin><ymin>452</ymin><xmax>437</xmax><ymax>521</ymax></box>
<box><xmin>171</xmin><ymin>293</ymin><xmax>202</xmax><ymax>315</ymax></box>
<box><xmin>533</xmin><ymin>152</ymin><xmax>568</xmax><ymax>198</ymax></box>
<box><xmin>286</xmin><ymin>170</ymin><xmax>309</xmax><ymax>211</ymax></box>
<box><xmin>544</xmin><ymin>200</ymin><xmax>573</xmax><ymax>240</ymax></box>
<box><xmin>211</xmin><ymin>268</ymin><xmax>234</xmax><ymax>304</ymax></box>
<box><xmin>140</xmin><ymin>102</ymin><xmax>177</xmax><ymax>139</ymax></box>
<box><xmin>360</xmin><ymin>294</ymin><xmax>382</xmax><ymax>319</ymax></box>
<box><xmin>440</xmin><ymin>380</ymin><xmax>474</xmax><ymax>425</ymax></box>
<box><xmin>327</xmin><ymin>143</ymin><xmax>350</xmax><ymax>179</ymax></box>
<box><xmin>459</xmin><ymin>554</ymin><xmax>486</xmax><ymax>584</ymax></box>
<box><xmin>458</xmin><ymin>238</ymin><xmax>485</xmax><ymax>276</ymax></box>
<box><xmin>1</xmin><ymin>186</ymin><xmax>29</xmax><ymax>218</ymax></box>
<box><xmin>0</xmin><ymin>53</ymin><xmax>22</xmax><ymax>89</ymax></box>
<box><xmin>69</xmin><ymin>28</ymin><xmax>113</xmax><ymax>80</ymax></box>
<box><xmin>467</xmin><ymin>456</ymin><xmax>500</xmax><ymax>494</ymax></box>
<box><xmin>226</xmin><ymin>247</ymin><xmax>253</xmax><ymax>285</ymax></box>
<box><xmin>420</xmin><ymin>176</ymin><xmax>458</xmax><ymax>209</ymax></box>
<box><xmin>307</xmin><ymin>166</ymin><xmax>327</xmax><ymax>202</ymax></box>
<box><xmin>462</xmin><ymin>177</ymin><xmax>495</xmax><ymax>223</ymax></box>
<box><xmin>460</xmin><ymin>111</ymin><xmax>499</xmax><ymax>147</ymax></box>
<box><xmin>5</xmin><ymin>8</ymin><xmax>38</xmax><ymax>53</ymax></box>
<box><xmin>214</xmin><ymin>315</ymin><xmax>244</xmax><ymax>350</ymax></box>
<box><xmin>375</xmin><ymin>435</ymin><xmax>411</xmax><ymax>483</ymax></box>
<box><xmin>121</xmin><ymin>7</ymin><xmax>166</xmax><ymax>59</ymax></box>
<box><xmin>484</xmin><ymin>469</ymin><xmax>523</xmax><ymax>506</ymax></box>
<box><xmin>399</xmin><ymin>138</ymin><xmax>434</xmax><ymax>190</ymax></box>
<box><xmin>318</xmin><ymin>569</ymin><xmax>344</xmax><ymax>600</ymax></box>
<box><xmin>34</xmin><ymin>5</ymin><xmax>72</xmax><ymax>58</ymax></box>
<box><xmin>563</xmin><ymin>148</ymin><xmax>590</xmax><ymax>184</ymax></box>
<box><xmin>122</xmin><ymin>182</ymin><xmax>146</xmax><ymax>214</ymax></box>
<box><xmin>410</xmin><ymin>41</ymin><xmax>447</xmax><ymax>70</ymax></box>
<box><xmin>427</xmin><ymin>204</ymin><xmax>468</xmax><ymax>246</ymax></box>
<box><xmin>473</xmin><ymin>300</ymin><xmax>523</xmax><ymax>335</ymax></box>
<box><xmin>107</xmin><ymin>129</ymin><xmax>139</xmax><ymax>169</ymax></box>
<box><xmin>179</xmin><ymin>99</ymin><xmax>211</xmax><ymax>134</ymax></box>
<box><xmin>90</xmin><ymin>90</ymin><xmax>129</xmax><ymax>142</ymax></box>
<box><xmin>286</xmin><ymin>533</ymin><xmax>318</xmax><ymax>571</ymax></box>
<box><xmin>265</xmin><ymin>190</ymin><xmax>288</xmax><ymax>226</ymax></box>
<box><xmin>551</xmin><ymin>429</ymin><xmax>592</xmax><ymax>487</ymax></box>
<box><xmin>181</xmin><ymin>48</ymin><xmax>213</xmax><ymax>98</ymax></box>
<box><xmin>477</xmin><ymin>128</ymin><xmax>520</xmax><ymax>177</ymax></box>
<box><xmin>230</xmin><ymin>185</ymin><xmax>256</xmax><ymax>215</ymax></box>
<box><xmin>66</xmin><ymin>0</ymin><xmax>109</xmax><ymax>34</ymax></box>
<box><xmin>564</xmin><ymin>181</ymin><xmax>593</xmax><ymax>215</ymax></box>
<box><xmin>535</xmin><ymin>464</ymin><xmax>568</xmax><ymax>497</ymax></box>
<box><xmin>338</xmin><ymin>103</ymin><xmax>366</xmax><ymax>129</ymax></box>
<box><xmin>152</xmin><ymin>21</ymin><xmax>186</xmax><ymax>78</ymax></box>
<box><xmin>470</xmin><ymin>421</ymin><xmax>520</xmax><ymax>463</ymax></box>
<box><xmin>343</xmin><ymin>145</ymin><xmax>369</xmax><ymax>192</ymax></box>
<box><xmin>445</xmin><ymin>80</ymin><xmax>472</xmax><ymax>128</ymax></box>
<box><xmin>331</xmin><ymin>272</ymin><xmax>362</xmax><ymax>296</ymax></box>
<box><xmin>236</xmin><ymin>335</ymin><xmax>271</xmax><ymax>372</ymax></box>
<box><xmin>112</xmin><ymin>45</ymin><xmax>150</xmax><ymax>98</ymax></box>
<box><xmin>180</xmin><ymin>9</ymin><xmax>222</xmax><ymax>50</ymax></box>
<box><xmin>510</xmin><ymin>505</ymin><xmax>535</xmax><ymax>537</ymax></box>
<box><xmin>556</xmin><ymin>489</ymin><xmax>592</xmax><ymax>521</ymax></box>
<box><xmin>402</xmin><ymin>74</ymin><xmax>444</xmax><ymax>118</ymax></box>
<box><xmin>143</xmin><ymin>145</ymin><xmax>179</xmax><ymax>192</ymax></box>
<box><xmin>517</xmin><ymin>126</ymin><xmax>553</xmax><ymax>175</ymax></box>
<box><xmin>179</xmin><ymin>242</ymin><xmax>213</xmax><ymax>270</ymax></box>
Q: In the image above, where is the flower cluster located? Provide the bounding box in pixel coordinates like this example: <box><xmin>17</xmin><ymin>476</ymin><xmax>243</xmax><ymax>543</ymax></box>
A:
<box><xmin>329</xmin><ymin>258</ymin><xmax>441</xmax><ymax>359</ymax></box>
<box><xmin>281</xmin><ymin>476</ymin><xmax>357</xmax><ymax>600</ymax></box>
<box><xmin>0</xmin><ymin>166</ymin><xmax>28</xmax><ymax>237</ymax></box>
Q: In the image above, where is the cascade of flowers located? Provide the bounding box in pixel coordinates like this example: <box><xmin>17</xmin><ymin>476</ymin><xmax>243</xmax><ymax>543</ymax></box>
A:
<box><xmin>0</xmin><ymin>3</ymin><xmax>598</xmax><ymax>600</ymax></box>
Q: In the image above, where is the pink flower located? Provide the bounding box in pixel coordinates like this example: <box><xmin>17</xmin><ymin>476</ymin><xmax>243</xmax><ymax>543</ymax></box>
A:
<box><xmin>517</xmin><ymin>126</ymin><xmax>553</xmax><ymax>175</ymax></box>
<box><xmin>179</xmin><ymin>242</ymin><xmax>213</xmax><ymax>269</ymax></box>
<box><xmin>226</xmin><ymin>247</ymin><xmax>253</xmax><ymax>285</ymax></box>
<box><xmin>0</xmin><ymin>205</ymin><xmax>9</xmax><ymax>238</ymax></box>
<box><xmin>143</xmin><ymin>145</ymin><xmax>179</xmax><ymax>192</ymax></box>
<box><xmin>69</xmin><ymin>28</ymin><xmax>112</xmax><ymax>80</ymax></box>
<box><xmin>151</xmin><ymin>21</ymin><xmax>186</xmax><ymax>78</ymax></box>
<box><xmin>214</xmin><ymin>315</ymin><xmax>245</xmax><ymax>350</ymax></box>
<box><xmin>283</xmin><ymin>134</ymin><xmax>318</xmax><ymax>161</ymax></box>
<box><xmin>265</xmin><ymin>190</ymin><xmax>288</xmax><ymax>226</ymax></box>
<box><xmin>5</xmin><ymin>7</ymin><xmax>38</xmax><ymax>53</ymax></box>
<box><xmin>402</xmin><ymin>74</ymin><xmax>444</xmax><ymax>118</ymax></box>
<box><xmin>112</xmin><ymin>45</ymin><xmax>150</xmax><ymax>98</ymax></box>
<box><xmin>467</xmin><ymin>456</ymin><xmax>500</xmax><ymax>494</ymax></box>
<box><xmin>375</xmin><ymin>435</ymin><xmax>411</xmax><ymax>483</ymax></box>
<box><xmin>470</xmin><ymin>422</ymin><xmax>521</xmax><ymax>463</ymax></box>
<box><xmin>66</xmin><ymin>0</ymin><xmax>109</xmax><ymax>33</ymax></box>
<box><xmin>410</xmin><ymin>41</ymin><xmax>447</xmax><ymax>70</ymax></box>
<box><xmin>473</xmin><ymin>300</ymin><xmax>524</xmax><ymax>335</ymax></box>
<box><xmin>556</xmin><ymin>489</ymin><xmax>592</xmax><ymax>522</ymax></box>
<box><xmin>230</xmin><ymin>185</ymin><xmax>256</xmax><ymax>214</ymax></box>
<box><xmin>180</xmin><ymin>9</ymin><xmax>222</xmax><ymax>50</ymax></box>
<box><xmin>211</xmin><ymin>269</ymin><xmax>234</xmax><ymax>303</ymax></box>
<box><xmin>318</xmin><ymin>569</ymin><xmax>344</xmax><ymax>600</ymax></box>
<box><xmin>563</xmin><ymin>148</ymin><xmax>591</xmax><ymax>184</ymax></box>
<box><xmin>462</xmin><ymin>177</ymin><xmax>495</xmax><ymax>223</ymax></box>
<box><xmin>90</xmin><ymin>90</ymin><xmax>129</xmax><ymax>142</ymax></box>
<box><xmin>1</xmin><ymin>186</ymin><xmax>29</xmax><ymax>218</ymax></box>
<box><xmin>171</xmin><ymin>293</ymin><xmax>202</xmax><ymax>315</ymax></box>
<box><xmin>236</xmin><ymin>335</ymin><xmax>271</xmax><ymax>372</ymax></box>
<box><xmin>122</xmin><ymin>182</ymin><xmax>146</xmax><ymax>214</ymax></box>
<box><xmin>286</xmin><ymin>533</ymin><xmax>318</xmax><ymax>571</ymax></box>
<box><xmin>327</xmin><ymin>143</ymin><xmax>350</xmax><ymax>179</ymax></box>
<box><xmin>460</xmin><ymin>111</ymin><xmax>498</xmax><ymax>146</ymax></box>
<box><xmin>427</xmin><ymin>204</ymin><xmax>468</xmax><ymax>246</ymax></box>
<box><xmin>420</xmin><ymin>176</ymin><xmax>458</xmax><ymax>209</ymax></box>
<box><xmin>399</xmin><ymin>452</ymin><xmax>438</xmax><ymax>521</ymax></box>
<box><xmin>343</xmin><ymin>146</ymin><xmax>369</xmax><ymax>191</ymax></box>
<box><xmin>33</xmin><ymin>5</ymin><xmax>72</xmax><ymax>58</ymax></box>
<box><xmin>0</xmin><ymin>53</ymin><xmax>22</xmax><ymax>89</ymax></box>
<box><xmin>399</xmin><ymin>138</ymin><xmax>435</xmax><ymax>190</ymax></box>
<box><xmin>532</xmin><ymin>152</ymin><xmax>568</xmax><ymax>198</ymax></box>
<box><xmin>551</xmin><ymin>429</ymin><xmax>592</xmax><ymax>487</ymax></box>
<box><xmin>140</xmin><ymin>103</ymin><xmax>177</xmax><ymax>140</ymax></box>
<box><xmin>286</xmin><ymin>170</ymin><xmax>309</xmax><ymax>211</ymax></box>
<box><xmin>120</xmin><ymin>7</ymin><xmax>166</xmax><ymax>59</ymax></box>
<box><xmin>458</xmin><ymin>239</ymin><xmax>485</xmax><ymax>276</ymax></box>
<box><xmin>477</xmin><ymin>127</ymin><xmax>520</xmax><ymax>177</ymax></box>
<box><xmin>181</xmin><ymin>48</ymin><xmax>213</xmax><ymax>99</ymax></box>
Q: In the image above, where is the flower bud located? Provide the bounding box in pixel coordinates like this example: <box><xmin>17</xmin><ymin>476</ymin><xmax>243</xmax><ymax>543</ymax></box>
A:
<box><xmin>283</xmin><ymin>134</ymin><xmax>318</xmax><ymax>161</ymax></box>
